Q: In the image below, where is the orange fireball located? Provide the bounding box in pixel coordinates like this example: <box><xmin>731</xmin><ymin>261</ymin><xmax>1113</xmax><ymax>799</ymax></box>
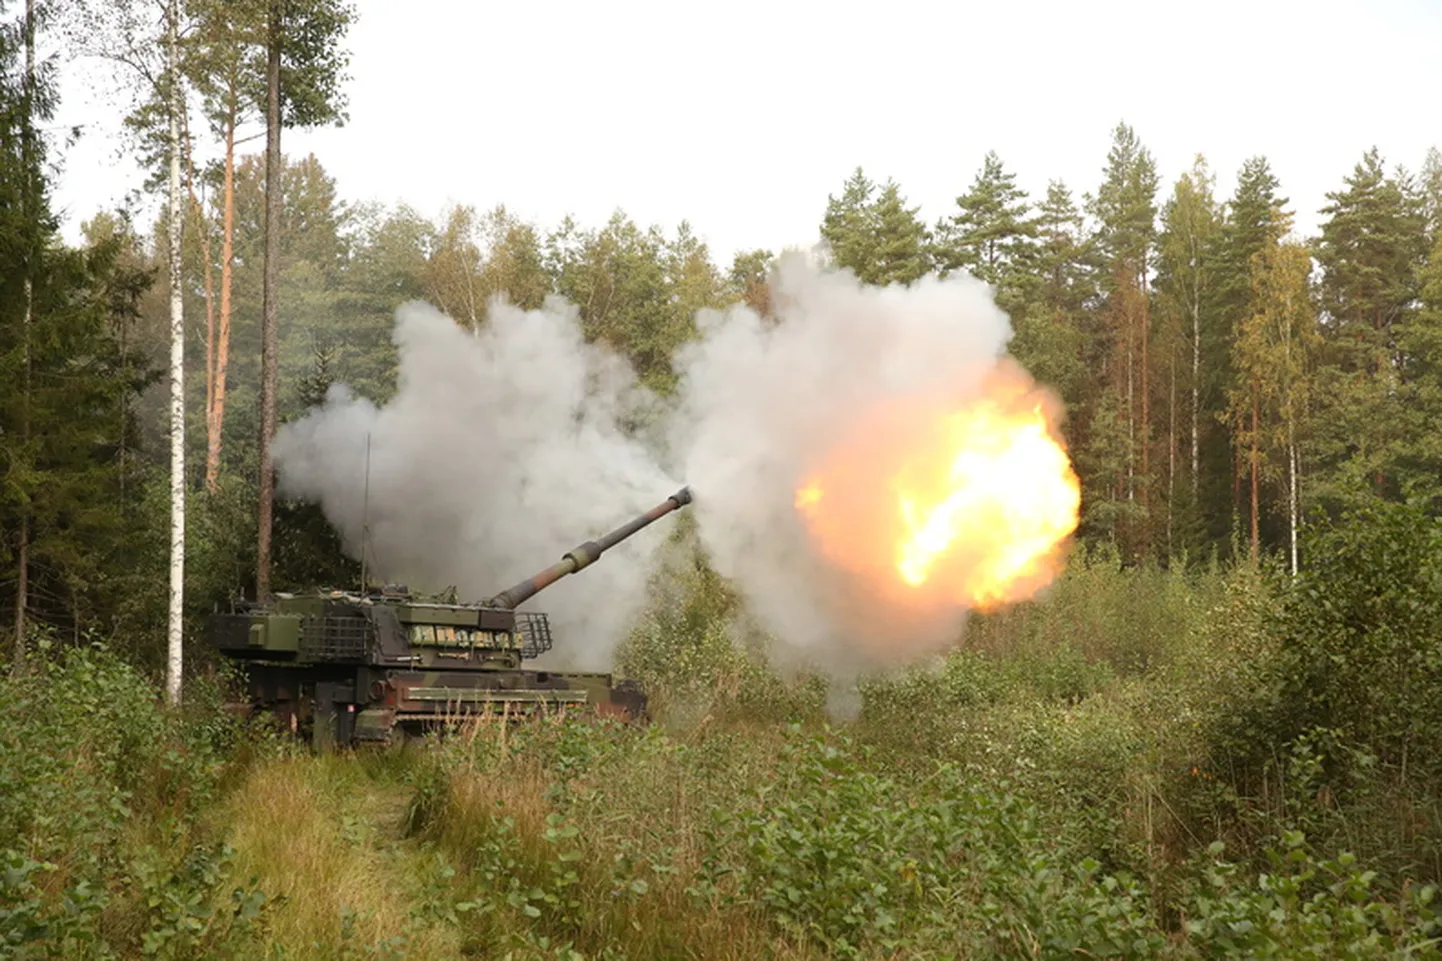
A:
<box><xmin>794</xmin><ymin>359</ymin><xmax>1080</xmax><ymax>611</ymax></box>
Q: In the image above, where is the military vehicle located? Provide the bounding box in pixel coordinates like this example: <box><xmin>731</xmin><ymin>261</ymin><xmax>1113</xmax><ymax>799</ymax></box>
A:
<box><xmin>209</xmin><ymin>486</ymin><xmax>693</xmax><ymax>748</ymax></box>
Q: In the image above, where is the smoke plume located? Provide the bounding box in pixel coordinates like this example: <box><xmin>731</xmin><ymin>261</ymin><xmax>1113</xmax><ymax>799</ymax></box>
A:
<box><xmin>671</xmin><ymin>253</ymin><xmax>1017</xmax><ymax>677</ymax></box>
<box><xmin>272</xmin><ymin>298</ymin><xmax>679</xmax><ymax>671</ymax></box>
<box><xmin>274</xmin><ymin>254</ymin><xmax>1034</xmax><ymax>679</ymax></box>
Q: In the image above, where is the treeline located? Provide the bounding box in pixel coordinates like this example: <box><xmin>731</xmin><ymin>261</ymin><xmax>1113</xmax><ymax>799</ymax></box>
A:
<box><xmin>165</xmin><ymin>128</ymin><xmax>1442</xmax><ymax>575</ymax></box>
<box><xmin>820</xmin><ymin>135</ymin><xmax>1442</xmax><ymax>568</ymax></box>
<box><xmin>4</xmin><ymin>0</ymin><xmax>1442</xmax><ymax>667</ymax></box>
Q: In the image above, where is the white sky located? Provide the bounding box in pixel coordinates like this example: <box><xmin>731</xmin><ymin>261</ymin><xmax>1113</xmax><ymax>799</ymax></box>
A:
<box><xmin>47</xmin><ymin>0</ymin><xmax>1442</xmax><ymax>265</ymax></box>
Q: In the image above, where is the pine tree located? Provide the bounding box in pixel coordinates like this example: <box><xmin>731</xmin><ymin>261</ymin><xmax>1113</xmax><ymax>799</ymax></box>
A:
<box><xmin>820</xmin><ymin>169</ymin><xmax>930</xmax><ymax>286</ymax></box>
<box><xmin>0</xmin><ymin>17</ymin><xmax>161</xmax><ymax>657</ymax></box>
<box><xmin>1394</xmin><ymin>231</ymin><xmax>1442</xmax><ymax>506</ymax></box>
<box><xmin>184</xmin><ymin>0</ymin><xmax>268</xmax><ymax>493</ymax></box>
<box><xmin>1210</xmin><ymin>156</ymin><xmax>1289</xmax><ymax>550</ymax></box>
<box><xmin>868</xmin><ymin>182</ymin><xmax>931</xmax><ymax>285</ymax></box>
<box><xmin>1083</xmin><ymin>122</ymin><xmax>1160</xmax><ymax>555</ymax></box>
<box><xmin>1316</xmin><ymin>148</ymin><xmax>1428</xmax><ymax>374</ymax></box>
<box><xmin>256</xmin><ymin>0</ymin><xmax>356</xmax><ymax>601</ymax></box>
<box><xmin>1024</xmin><ymin>182</ymin><xmax>1104</xmax><ymax>539</ymax></box>
<box><xmin>1309</xmin><ymin>149</ymin><xmax>1429</xmax><ymax>506</ymax></box>
<box><xmin>933</xmin><ymin>150</ymin><xmax>1038</xmax><ymax>297</ymax></box>
<box><xmin>3</xmin><ymin>0</ymin><xmax>46</xmax><ymax>669</ymax></box>
<box><xmin>820</xmin><ymin>167</ymin><xmax>876</xmax><ymax>278</ymax></box>
<box><xmin>1089</xmin><ymin>124</ymin><xmax>1160</xmax><ymax>278</ymax></box>
<box><xmin>1015</xmin><ymin>181</ymin><xmax>1092</xmax><ymax>418</ymax></box>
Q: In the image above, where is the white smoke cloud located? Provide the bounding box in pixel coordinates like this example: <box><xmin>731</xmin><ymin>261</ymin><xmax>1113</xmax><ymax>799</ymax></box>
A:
<box><xmin>272</xmin><ymin>297</ymin><xmax>679</xmax><ymax>671</ymax></box>
<box><xmin>671</xmin><ymin>253</ymin><xmax>1016</xmax><ymax>677</ymax></box>
<box><xmin>273</xmin><ymin>255</ymin><xmax>1020</xmax><ymax>680</ymax></box>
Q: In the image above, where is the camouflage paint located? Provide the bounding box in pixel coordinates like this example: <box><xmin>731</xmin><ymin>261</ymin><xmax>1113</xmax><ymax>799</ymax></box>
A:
<box><xmin>207</xmin><ymin>489</ymin><xmax>688</xmax><ymax>747</ymax></box>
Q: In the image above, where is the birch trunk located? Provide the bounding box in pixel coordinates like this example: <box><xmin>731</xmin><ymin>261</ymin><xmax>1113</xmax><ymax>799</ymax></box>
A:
<box><xmin>166</xmin><ymin>0</ymin><xmax>186</xmax><ymax>706</ymax></box>
<box><xmin>1191</xmin><ymin>291</ymin><xmax>1200</xmax><ymax>499</ymax></box>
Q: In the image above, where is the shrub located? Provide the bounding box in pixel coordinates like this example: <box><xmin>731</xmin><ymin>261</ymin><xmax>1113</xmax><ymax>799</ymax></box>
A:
<box><xmin>0</xmin><ymin>639</ymin><xmax>268</xmax><ymax>957</ymax></box>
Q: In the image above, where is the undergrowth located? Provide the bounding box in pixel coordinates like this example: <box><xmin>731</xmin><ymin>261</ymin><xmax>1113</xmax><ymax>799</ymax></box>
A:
<box><xmin>6</xmin><ymin>503</ymin><xmax>1442</xmax><ymax>957</ymax></box>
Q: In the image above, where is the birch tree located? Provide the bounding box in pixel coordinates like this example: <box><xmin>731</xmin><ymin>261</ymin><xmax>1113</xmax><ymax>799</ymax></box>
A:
<box><xmin>422</xmin><ymin>204</ymin><xmax>486</xmax><ymax>327</ymax></box>
<box><xmin>63</xmin><ymin>0</ymin><xmax>196</xmax><ymax>702</ymax></box>
<box><xmin>1156</xmin><ymin>156</ymin><xmax>1221</xmax><ymax>552</ymax></box>
<box><xmin>1226</xmin><ymin>211</ymin><xmax>1319</xmax><ymax>570</ymax></box>
<box><xmin>1250</xmin><ymin>233</ymin><xmax>1319</xmax><ymax>573</ymax></box>
<box><xmin>163</xmin><ymin>0</ymin><xmax>184</xmax><ymax>703</ymax></box>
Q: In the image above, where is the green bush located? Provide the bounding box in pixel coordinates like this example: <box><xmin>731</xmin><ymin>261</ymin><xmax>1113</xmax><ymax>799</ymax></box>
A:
<box><xmin>703</xmin><ymin>725</ymin><xmax>1168</xmax><ymax>959</ymax></box>
<box><xmin>1268</xmin><ymin>501</ymin><xmax>1442</xmax><ymax>779</ymax></box>
<box><xmin>1181</xmin><ymin>833</ymin><xmax>1441</xmax><ymax>958</ymax></box>
<box><xmin>0</xmin><ymin>640</ymin><xmax>269</xmax><ymax>958</ymax></box>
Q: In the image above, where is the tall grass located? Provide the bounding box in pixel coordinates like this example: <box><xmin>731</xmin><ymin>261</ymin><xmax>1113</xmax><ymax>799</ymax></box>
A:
<box><xmin>7</xmin><ymin>510</ymin><xmax>1442</xmax><ymax>957</ymax></box>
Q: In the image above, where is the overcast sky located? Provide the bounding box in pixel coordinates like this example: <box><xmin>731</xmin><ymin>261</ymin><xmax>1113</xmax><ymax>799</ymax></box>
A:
<box><xmin>47</xmin><ymin>0</ymin><xmax>1442</xmax><ymax>265</ymax></box>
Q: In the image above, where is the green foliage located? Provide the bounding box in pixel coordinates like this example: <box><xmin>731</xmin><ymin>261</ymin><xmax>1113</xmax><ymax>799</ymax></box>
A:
<box><xmin>1182</xmin><ymin>835</ymin><xmax>1440</xmax><ymax>958</ymax></box>
<box><xmin>703</xmin><ymin>726</ymin><xmax>1164</xmax><ymax>958</ymax></box>
<box><xmin>545</xmin><ymin>212</ymin><xmax>721</xmax><ymax>394</ymax></box>
<box><xmin>0</xmin><ymin>157</ymin><xmax>161</xmax><ymax>653</ymax></box>
<box><xmin>0</xmin><ymin>641</ymin><xmax>272</xmax><ymax>958</ymax></box>
<box><xmin>1394</xmin><ymin>231</ymin><xmax>1442</xmax><ymax>505</ymax></box>
<box><xmin>1087</xmin><ymin>121</ymin><xmax>1160</xmax><ymax>276</ymax></box>
<box><xmin>617</xmin><ymin>535</ymin><xmax>828</xmax><ymax>724</ymax></box>
<box><xmin>726</xmin><ymin>247</ymin><xmax>774</xmax><ymax>317</ymax></box>
<box><xmin>6</xmin><ymin>549</ymin><xmax>1442</xmax><ymax>959</ymax></box>
<box><xmin>1315</xmin><ymin>148</ymin><xmax>1428</xmax><ymax>365</ymax></box>
<box><xmin>934</xmin><ymin>150</ymin><xmax>1038</xmax><ymax>301</ymax></box>
<box><xmin>821</xmin><ymin>167</ymin><xmax>932</xmax><ymax>285</ymax></box>
<box><xmin>1263</xmin><ymin>500</ymin><xmax>1442</xmax><ymax>777</ymax></box>
<box><xmin>271</xmin><ymin>0</ymin><xmax>357</xmax><ymax>129</ymax></box>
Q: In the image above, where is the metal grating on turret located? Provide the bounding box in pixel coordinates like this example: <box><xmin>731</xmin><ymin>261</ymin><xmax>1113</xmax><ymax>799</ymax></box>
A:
<box><xmin>514</xmin><ymin>612</ymin><xmax>553</xmax><ymax>659</ymax></box>
<box><xmin>299</xmin><ymin>614</ymin><xmax>372</xmax><ymax>661</ymax></box>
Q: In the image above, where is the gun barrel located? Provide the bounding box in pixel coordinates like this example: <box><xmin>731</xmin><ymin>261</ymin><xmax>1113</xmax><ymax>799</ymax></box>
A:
<box><xmin>487</xmin><ymin>486</ymin><xmax>693</xmax><ymax>610</ymax></box>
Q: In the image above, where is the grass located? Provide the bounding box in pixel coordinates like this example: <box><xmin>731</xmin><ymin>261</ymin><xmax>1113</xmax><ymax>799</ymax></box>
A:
<box><xmin>6</xmin><ymin>515</ymin><xmax>1442</xmax><ymax>958</ymax></box>
<box><xmin>210</xmin><ymin>752</ymin><xmax>466</xmax><ymax>958</ymax></box>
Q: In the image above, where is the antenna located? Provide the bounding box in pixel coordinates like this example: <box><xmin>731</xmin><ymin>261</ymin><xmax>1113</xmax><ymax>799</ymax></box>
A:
<box><xmin>360</xmin><ymin>432</ymin><xmax>371</xmax><ymax>593</ymax></box>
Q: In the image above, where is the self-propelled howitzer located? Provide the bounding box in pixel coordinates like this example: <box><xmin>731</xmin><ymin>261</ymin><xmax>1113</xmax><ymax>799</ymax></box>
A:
<box><xmin>208</xmin><ymin>487</ymin><xmax>693</xmax><ymax>748</ymax></box>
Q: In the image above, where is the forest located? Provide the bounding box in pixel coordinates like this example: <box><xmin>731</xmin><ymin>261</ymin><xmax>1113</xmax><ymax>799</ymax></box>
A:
<box><xmin>5</xmin><ymin>0</ymin><xmax>1442</xmax><ymax>958</ymax></box>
